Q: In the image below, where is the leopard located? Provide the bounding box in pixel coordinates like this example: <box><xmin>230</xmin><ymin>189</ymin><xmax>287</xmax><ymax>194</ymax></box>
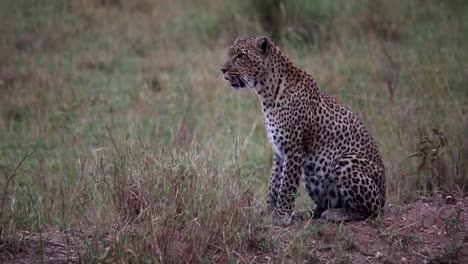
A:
<box><xmin>220</xmin><ymin>36</ymin><xmax>386</xmax><ymax>226</ymax></box>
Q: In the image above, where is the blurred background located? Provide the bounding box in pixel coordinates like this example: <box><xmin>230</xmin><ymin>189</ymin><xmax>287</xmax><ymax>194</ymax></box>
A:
<box><xmin>0</xmin><ymin>0</ymin><xmax>467</xmax><ymax>262</ymax></box>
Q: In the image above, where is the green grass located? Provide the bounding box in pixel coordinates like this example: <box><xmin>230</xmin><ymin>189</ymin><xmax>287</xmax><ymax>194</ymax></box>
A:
<box><xmin>1</xmin><ymin>0</ymin><xmax>467</xmax><ymax>262</ymax></box>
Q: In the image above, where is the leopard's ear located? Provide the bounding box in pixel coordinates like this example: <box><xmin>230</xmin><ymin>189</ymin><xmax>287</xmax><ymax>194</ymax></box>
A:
<box><xmin>233</xmin><ymin>37</ymin><xmax>243</xmax><ymax>45</ymax></box>
<box><xmin>256</xmin><ymin>36</ymin><xmax>271</xmax><ymax>56</ymax></box>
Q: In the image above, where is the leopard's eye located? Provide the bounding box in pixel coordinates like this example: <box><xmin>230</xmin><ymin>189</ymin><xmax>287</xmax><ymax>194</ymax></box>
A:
<box><xmin>237</xmin><ymin>53</ymin><xmax>247</xmax><ymax>59</ymax></box>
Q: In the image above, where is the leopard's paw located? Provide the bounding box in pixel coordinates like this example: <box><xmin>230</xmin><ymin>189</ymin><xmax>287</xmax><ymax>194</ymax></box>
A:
<box><xmin>271</xmin><ymin>210</ymin><xmax>292</xmax><ymax>227</ymax></box>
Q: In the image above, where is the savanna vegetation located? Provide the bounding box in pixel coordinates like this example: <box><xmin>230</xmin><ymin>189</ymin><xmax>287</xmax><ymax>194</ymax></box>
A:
<box><xmin>0</xmin><ymin>0</ymin><xmax>467</xmax><ymax>263</ymax></box>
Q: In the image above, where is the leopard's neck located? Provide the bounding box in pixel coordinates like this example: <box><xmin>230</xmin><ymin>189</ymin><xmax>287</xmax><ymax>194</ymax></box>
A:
<box><xmin>252</xmin><ymin>47</ymin><xmax>319</xmax><ymax>111</ymax></box>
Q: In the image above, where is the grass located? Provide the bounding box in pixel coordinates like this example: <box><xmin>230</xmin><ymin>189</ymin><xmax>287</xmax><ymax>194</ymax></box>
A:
<box><xmin>429</xmin><ymin>207</ymin><xmax>466</xmax><ymax>264</ymax></box>
<box><xmin>0</xmin><ymin>0</ymin><xmax>467</xmax><ymax>262</ymax></box>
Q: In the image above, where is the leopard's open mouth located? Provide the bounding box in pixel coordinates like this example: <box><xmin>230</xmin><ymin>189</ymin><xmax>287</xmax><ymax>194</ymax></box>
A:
<box><xmin>229</xmin><ymin>76</ymin><xmax>246</xmax><ymax>89</ymax></box>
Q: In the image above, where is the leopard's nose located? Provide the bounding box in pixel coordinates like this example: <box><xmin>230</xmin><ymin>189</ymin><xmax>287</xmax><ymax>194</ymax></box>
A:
<box><xmin>220</xmin><ymin>67</ymin><xmax>227</xmax><ymax>74</ymax></box>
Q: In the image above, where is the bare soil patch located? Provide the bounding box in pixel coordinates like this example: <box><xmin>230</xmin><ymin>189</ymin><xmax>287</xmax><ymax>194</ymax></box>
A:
<box><xmin>1</xmin><ymin>230</ymin><xmax>81</xmax><ymax>263</ymax></box>
<box><xmin>250</xmin><ymin>194</ymin><xmax>468</xmax><ymax>263</ymax></box>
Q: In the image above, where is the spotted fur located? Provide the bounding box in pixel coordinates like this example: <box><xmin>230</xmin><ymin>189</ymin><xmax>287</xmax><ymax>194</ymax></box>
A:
<box><xmin>221</xmin><ymin>37</ymin><xmax>385</xmax><ymax>226</ymax></box>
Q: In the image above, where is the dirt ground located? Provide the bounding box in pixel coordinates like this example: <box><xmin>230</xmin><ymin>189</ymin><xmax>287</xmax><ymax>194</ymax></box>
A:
<box><xmin>0</xmin><ymin>230</ymin><xmax>80</xmax><ymax>263</ymax></box>
<box><xmin>249</xmin><ymin>194</ymin><xmax>468</xmax><ymax>263</ymax></box>
<box><xmin>1</xmin><ymin>195</ymin><xmax>467</xmax><ymax>263</ymax></box>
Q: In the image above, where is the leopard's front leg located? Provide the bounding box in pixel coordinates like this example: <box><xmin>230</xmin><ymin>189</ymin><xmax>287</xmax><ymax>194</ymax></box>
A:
<box><xmin>271</xmin><ymin>148</ymin><xmax>304</xmax><ymax>226</ymax></box>
<box><xmin>267</xmin><ymin>153</ymin><xmax>283</xmax><ymax>212</ymax></box>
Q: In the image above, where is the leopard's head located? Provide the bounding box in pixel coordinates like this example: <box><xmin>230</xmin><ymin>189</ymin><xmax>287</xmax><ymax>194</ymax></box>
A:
<box><xmin>220</xmin><ymin>36</ymin><xmax>272</xmax><ymax>89</ymax></box>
